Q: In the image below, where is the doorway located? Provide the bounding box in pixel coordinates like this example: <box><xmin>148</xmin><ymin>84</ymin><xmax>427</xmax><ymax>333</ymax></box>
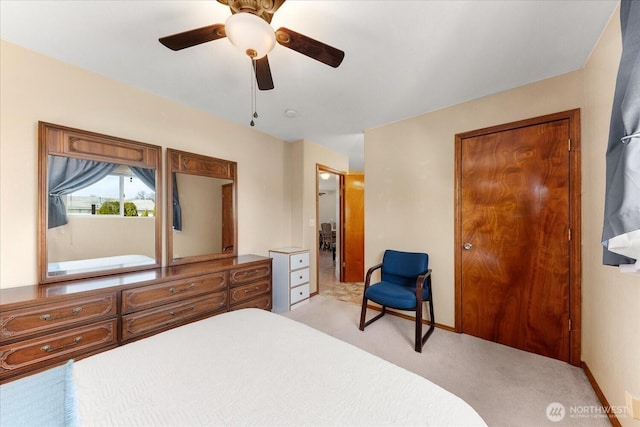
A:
<box><xmin>317</xmin><ymin>167</ymin><xmax>342</xmax><ymax>292</ymax></box>
<box><xmin>316</xmin><ymin>165</ymin><xmax>365</xmax><ymax>305</ymax></box>
<box><xmin>454</xmin><ymin>109</ymin><xmax>581</xmax><ymax>365</ymax></box>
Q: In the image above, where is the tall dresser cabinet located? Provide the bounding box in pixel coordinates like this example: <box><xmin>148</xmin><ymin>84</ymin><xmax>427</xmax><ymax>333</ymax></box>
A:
<box><xmin>270</xmin><ymin>248</ymin><xmax>310</xmax><ymax>312</ymax></box>
<box><xmin>0</xmin><ymin>255</ymin><xmax>272</xmax><ymax>383</ymax></box>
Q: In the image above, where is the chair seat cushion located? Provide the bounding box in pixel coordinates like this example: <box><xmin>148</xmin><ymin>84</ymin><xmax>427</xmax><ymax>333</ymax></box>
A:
<box><xmin>365</xmin><ymin>281</ymin><xmax>430</xmax><ymax>310</ymax></box>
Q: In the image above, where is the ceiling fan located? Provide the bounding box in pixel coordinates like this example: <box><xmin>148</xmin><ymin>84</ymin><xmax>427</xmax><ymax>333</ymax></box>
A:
<box><xmin>159</xmin><ymin>0</ymin><xmax>345</xmax><ymax>91</ymax></box>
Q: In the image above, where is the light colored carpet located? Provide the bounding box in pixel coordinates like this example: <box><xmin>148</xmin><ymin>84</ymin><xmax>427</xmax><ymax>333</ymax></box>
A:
<box><xmin>282</xmin><ymin>295</ymin><xmax>611</xmax><ymax>427</ymax></box>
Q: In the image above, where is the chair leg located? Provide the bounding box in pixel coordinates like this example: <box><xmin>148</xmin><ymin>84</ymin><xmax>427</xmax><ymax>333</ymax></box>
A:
<box><xmin>415</xmin><ymin>299</ymin><xmax>423</xmax><ymax>352</ymax></box>
<box><xmin>415</xmin><ymin>299</ymin><xmax>435</xmax><ymax>352</ymax></box>
<box><xmin>424</xmin><ymin>298</ymin><xmax>435</xmax><ymax>341</ymax></box>
<box><xmin>359</xmin><ymin>297</ymin><xmax>368</xmax><ymax>331</ymax></box>
<box><xmin>359</xmin><ymin>298</ymin><xmax>386</xmax><ymax>331</ymax></box>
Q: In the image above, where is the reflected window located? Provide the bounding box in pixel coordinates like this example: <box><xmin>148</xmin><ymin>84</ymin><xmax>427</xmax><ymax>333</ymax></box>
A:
<box><xmin>65</xmin><ymin>165</ymin><xmax>155</xmax><ymax>217</ymax></box>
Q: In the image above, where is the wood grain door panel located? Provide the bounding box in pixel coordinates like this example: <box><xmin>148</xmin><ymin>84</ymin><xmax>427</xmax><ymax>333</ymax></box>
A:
<box><xmin>344</xmin><ymin>174</ymin><xmax>365</xmax><ymax>282</ymax></box>
<box><xmin>457</xmin><ymin>112</ymin><xmax>579</xmax><ymax>363</ymax></box>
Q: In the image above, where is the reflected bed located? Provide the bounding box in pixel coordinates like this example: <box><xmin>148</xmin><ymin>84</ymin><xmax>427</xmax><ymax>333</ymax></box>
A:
<box><xmin>47</xmin><ymin>254</ymin><xmax>156</xmax><ymax>277</ymax></box>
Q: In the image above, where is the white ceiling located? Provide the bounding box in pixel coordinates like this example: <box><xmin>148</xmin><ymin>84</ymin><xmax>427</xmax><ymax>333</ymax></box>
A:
<box><xmin>0</xmin><ymin>0</ymin><xmax>618</xmax><ymax>171</ymax></box>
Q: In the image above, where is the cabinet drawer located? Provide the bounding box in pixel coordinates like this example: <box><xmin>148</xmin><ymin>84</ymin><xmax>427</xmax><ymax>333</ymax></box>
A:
<box><xmin>230</xmin><ymin>295</ymin><xmax>272</xmax><ymax>311</ymax></box>
<box><xmin>290</xmin><ymin>268</ymin><xmax>309</xmax><ymax>287</ymax></box>
<box><xmin>122</xmin><ymin>292</ymin><xmax>227</xmax><ymax>340</ymax></box>
<box><xmin>229</xmin><ymin>279</ymin><xmax>272</xmax><ymax>305</ymax></box>
<box><xmin>122</xmin><ymin>272</ymin><xmax>227</xmax><ymax>313</ymax></box>
<box><xmin>0</xmin><ymin>319</ymin><xmax>117</xmax><ymax>377</ymax></box>
<box><xmin>290</xmin><ymin>298</ymin><xmax>309</xmax><ymax>311</ymax></box>
<box><xmin>290</xmin><ymin>283</ymin><xmax>310</xmax><ymax>305</ymax></box>
<box><xmin>0</xmin><ymin>293</ymin><xmax>117</xmax><ymax>341</ymax></box>
<box><xmin>229</xmin><ymin>262</ymin><xmax>271</xmax><ymax>287</ymax></box>
<box><xmin>290</xmin><ymin>252</ymin><xmax>309</xmax><ymax>270</ymax></box>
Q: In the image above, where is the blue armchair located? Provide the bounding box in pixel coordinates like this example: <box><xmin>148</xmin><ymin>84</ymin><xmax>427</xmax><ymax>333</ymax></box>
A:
<box><xmin>359</xmin><ymin>249</ymin><xmax>434</xmax><ymax>352</ymax></box>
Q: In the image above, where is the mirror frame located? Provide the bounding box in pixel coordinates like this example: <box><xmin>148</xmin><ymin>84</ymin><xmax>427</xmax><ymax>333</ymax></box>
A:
<box><xmin>38</xmin><ymin>122</ymin><xmax>162</xmax><ymax>283</ymax></box>
<box><xmin>166</xmin><ymin>148</ymin><xmax>238</xmax><ymax>266</ymax></box>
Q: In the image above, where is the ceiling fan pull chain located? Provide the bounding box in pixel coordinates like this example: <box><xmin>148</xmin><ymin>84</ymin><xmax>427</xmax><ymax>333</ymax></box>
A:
<box><xmin>250</xmin><ymin>59</ymin><xmax>258</xmax><ymax>126</ymax></box>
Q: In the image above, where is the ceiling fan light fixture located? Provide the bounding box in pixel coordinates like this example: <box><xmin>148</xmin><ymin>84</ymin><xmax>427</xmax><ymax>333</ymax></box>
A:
<box><xmin>225</xmin><ymin>12</ymin><xmax>276</xmax><ymax>59</ymax></box>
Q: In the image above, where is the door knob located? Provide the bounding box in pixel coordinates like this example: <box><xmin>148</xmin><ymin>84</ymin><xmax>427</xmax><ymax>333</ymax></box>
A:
<box><xmin>463</xmin><ymin>243</ymin><xmax>473</xmax><ymax>250</ymax></box>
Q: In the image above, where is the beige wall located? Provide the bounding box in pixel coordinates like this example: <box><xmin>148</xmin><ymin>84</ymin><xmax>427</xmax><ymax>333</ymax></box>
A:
<box><xmin>582</xmin><ymin>7</ymin><xmax>640</xmax><ymax>426</ymax></box>
<box><xmin>172</xmin><ymin>174</ymin><xmax>226</xmax><ymax>259</ymax></box>
<box><xmin>288</xmin><ymin>139</ymin><xmax>349</xmax><ymax>293</ymax></box>
<box><xmin>319</xmin><ymin>189</ymin><xmax>337</xmax><ymax>225</ymax></box>
<box><xmin>365</xmin><ymin>7</ymin><xmax>638</xmax><ymax>425</ymax></box>
<box><xmin>0</xmin><ymin>40</ymin><xmax>290</xmax><ymax>288</ymax></box>
<box><xmin>365</xmin><ymin>71</ymin><xmax>584</xmax><ymax>327</ymax></box>
<box><xmin>48</xmin><ymin>216</ymin><xmax>156</xmax><ymax>262</ymax></box>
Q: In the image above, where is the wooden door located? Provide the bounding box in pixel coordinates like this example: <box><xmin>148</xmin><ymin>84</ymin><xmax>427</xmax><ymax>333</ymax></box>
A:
<box><xmin>221</xmin><ymin>183</ymin><xmax>234</xmax><ymax>252</ymax></box>
<box><xmin>455</xmin><ymin>110</ymin><xmax>581</xmax><ymax>364</ymax></box>
<box><xmin>343</xmin><ymin>174</ymin><xmax>365</xmax><ymax>282</ymax></box>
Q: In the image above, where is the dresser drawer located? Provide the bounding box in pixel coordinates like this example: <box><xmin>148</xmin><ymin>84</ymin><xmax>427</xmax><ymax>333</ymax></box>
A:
<box><xmin>122</xmin><ymin>292</ymin><xmax>227</xmax><ymax>340</ymax></box>
<box><xmin>290</xmin><ymin>268</ymin><xmax>309</xmax><ymax>287</ymax></box>
<box><xmin>290</xmin><ymin>298</ymin><xmax>309</xmax><ymax>311</ymax></box>
<box><xmin>230</xmin><ymin>295</ymin><xmax>272</xmax><ymax>311</ymax></box>
<box><xmin>0</xmin><ymin>293</ymin><xmax>117</xmax><ymax>342</ymax></box>
<box><xmin>229</xmin><ymin>262</ymin><xmax>271</xmax><ymax>287</ymax></box>
<box><xmin>122</xmin><ymin>272</ymin><xmax>227</xmax><ymax>313</ymax></box>
<box><xmin>290</xmin><ymin>252</ymin><xmax>309</xmax><ymax>270</ymax></box>
<box><xmin>229</xmin><ymin>279</ymin><xmax>272</xmax><ymax>305</ymax></box>
<box><xmin>291</xmin><ymin>283</ymin><xmax>310</xmax><ymax>305</ymax></box>
<box><xmin>0</xmin><ymin>319</ymin><xmax>117</xmax><ymax>377</ymax></box>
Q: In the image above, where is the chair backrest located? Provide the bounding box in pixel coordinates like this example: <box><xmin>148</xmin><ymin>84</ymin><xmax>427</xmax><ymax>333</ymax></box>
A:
<box><xmin>320</xmin><ymin>223</ymin><xmax>332</xmax><ymax>234</ymax></box>
<box><xmin>381</xmin><ymin>250</ymin><xmax>429</xmax><ymax>287</ymax></box>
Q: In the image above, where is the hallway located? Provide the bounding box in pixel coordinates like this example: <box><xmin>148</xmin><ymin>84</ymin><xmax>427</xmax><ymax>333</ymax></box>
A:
<box><xmin>317</xmin><ymin>248</ymin><xmax>363</xmax><ymax>305</ymax></box>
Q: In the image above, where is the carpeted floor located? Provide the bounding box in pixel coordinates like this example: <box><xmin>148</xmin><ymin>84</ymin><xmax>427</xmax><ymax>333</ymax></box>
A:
<box><xmin>282</xmin><ymin>295</ymin><xmax>611</xmax><ymax>427</ymax></box>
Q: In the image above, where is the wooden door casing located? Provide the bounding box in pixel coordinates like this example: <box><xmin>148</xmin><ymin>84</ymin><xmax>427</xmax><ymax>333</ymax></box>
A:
<box><xmin>221</xmin><ymin>183</ymin><xmax>234</xmax><ymax>252</ymax></box>
<box><xmin>454</xmin><ymin>109</ymin><xmax>581</xmax><ymax>365</ymax></box>
<box><xmin>316</xmin><ymin>165</ymin><xmax>346</xmax><ymax>288</ymax></box>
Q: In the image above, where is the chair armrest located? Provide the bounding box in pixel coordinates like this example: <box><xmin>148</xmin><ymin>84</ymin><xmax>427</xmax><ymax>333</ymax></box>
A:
<box><xmin>415</xmin><ymin>269</ymin><xmax>432</xmax><ymax>291</ymax></box>
<box><xmin>364</xmin><ymin>263</ymin><xmax>383</xmax><ymax>289</ymax></box>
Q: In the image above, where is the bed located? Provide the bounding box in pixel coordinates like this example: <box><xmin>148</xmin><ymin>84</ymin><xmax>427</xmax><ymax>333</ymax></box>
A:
<box><xmin>47</xmin><ymin>254</ymin><xmax>156</xmax><ymax>277</ymax></box>
<box><xmin>1</xmin><ymin>309</ymin><xmax>486</xmax><ymax>426</ymax></box>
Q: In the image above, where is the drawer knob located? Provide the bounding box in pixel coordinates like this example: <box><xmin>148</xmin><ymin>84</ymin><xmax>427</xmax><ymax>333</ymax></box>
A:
<box><xmin>40</xmin><ymin>336</ymin><xmax>83</xmax><ymax>353</ymax></box>
<box><xmin>168</xmin><ymin>283</ymin><xmax>195</xmax><ymax>294</ymax></box>
<box><xmin>40</xmin><ymin>306</ymin><xmax>83</xmax><ymax>321</ymax></box>
<box><xmin>299</xmin><ymin>275</ymin><xmax>303</xmax><ymax>279</ymax></box>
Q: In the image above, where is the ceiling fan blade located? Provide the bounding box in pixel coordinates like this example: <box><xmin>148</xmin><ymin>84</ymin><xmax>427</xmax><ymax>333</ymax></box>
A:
<box><xmin>253</xmin><ymin>56</ymin><xmax>275</xmax><ymax>90</ymax></box>
<box><xmin>275</xmin><ymin>27</ymin><xmax>345</xmax><ymax>68</ymax></box>
<box><xmin>159</xmin><ymin>24</ymin><xmax>226</xmax><ymax>51</ymax></box>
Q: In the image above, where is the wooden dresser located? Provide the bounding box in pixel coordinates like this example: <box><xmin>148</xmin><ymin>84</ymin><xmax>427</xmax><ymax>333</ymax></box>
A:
<box><xmin>0</xmin><ymin>255</ymin><xmax>271</xmax><ymax>383</ymax></box>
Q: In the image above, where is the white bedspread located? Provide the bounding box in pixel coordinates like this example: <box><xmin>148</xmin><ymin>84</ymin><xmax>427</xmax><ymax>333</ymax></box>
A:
<box><xmin>74</xmin><ymin>309</ymin><xmax>486</xmax><ymax>426</ymax></box>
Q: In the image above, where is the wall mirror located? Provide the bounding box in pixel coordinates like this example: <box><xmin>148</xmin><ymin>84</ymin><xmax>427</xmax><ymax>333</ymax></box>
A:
<box><xmin>166</xmin><ymin>148</ymin><xmax>237</xmax><ymax>266</ymax></box>
<box><xmin>38</xmin><ymin>122</ymin><xmax>162</xmax><ymax>283</ymax></box>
